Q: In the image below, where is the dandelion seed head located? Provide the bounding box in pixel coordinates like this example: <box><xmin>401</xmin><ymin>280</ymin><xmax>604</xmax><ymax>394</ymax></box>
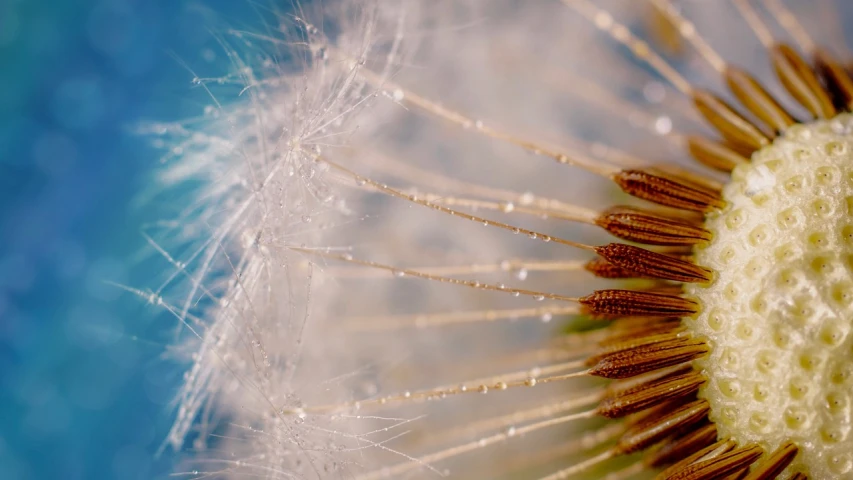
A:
<box><xmin>147</xmin><ymin>0</ymin><xmax>853</xmax><ymax>478</ymax></box>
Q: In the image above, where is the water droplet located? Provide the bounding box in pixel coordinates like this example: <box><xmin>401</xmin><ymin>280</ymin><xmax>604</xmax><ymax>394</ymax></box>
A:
<box><xmin>654</xmin><ymin>115</ymin><xmax>673</xmax><ymax>135</ymax></box>
<box><xmin>519</xmin><ymin>192</ymin><xmax>535</xmax><ymax>205</ymax></box>
<box><xmin>500</xmin><ymin>201</ymin><xmax>515</xmax><ymax>213</ymax></box>
<box><xmin>534</xmin><ymin>295</ymin><xmax>545</xmax><ymax>301</ymax></box>
<box><xmin>540</xmin><ymin>313</ymin><xmax>553</xmax><ymax>322</ymax></box>
<box><xmin>478</xmin><ymin>385</ymin><xmax>488</xmax><ymax>394</ymax></box>
<box><xmin>392</xmin><ymin>89</ymin><xmax>404</xmax><ymax>101</ymax></box>
<box><xmin>515</xmin><ymin>268</ymin><xmax>528</xmax><ymax>281</ymax></box>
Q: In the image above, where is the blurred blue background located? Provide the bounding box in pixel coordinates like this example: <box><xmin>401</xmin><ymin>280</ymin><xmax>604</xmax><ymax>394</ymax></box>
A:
<box><xmin>0</xmin><ymin>1</ymin><xmax>271</xmax><ymax>478</ymax></box>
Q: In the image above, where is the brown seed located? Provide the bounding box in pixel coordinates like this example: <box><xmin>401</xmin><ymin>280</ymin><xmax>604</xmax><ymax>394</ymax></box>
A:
<box><xmin>589</xmin><ymin>338</ymin><xmax>709</xmax><ymax>379</ymax></box>
<box><xmin>598</xmin><ymin>370</ymin><xmax>705</xmax><ymax>418</ymax></box>
<box><xmin>645</xmin><ymin>423</ymin><xmax>718</xmax><ymax>469</ymax></box>
<box><xmin>595</xmin><ymin>243</ymin><xmax>713</xmax><ymax>283</ymax></box>
<box><xmin>585</xmin><ymin>258</ymin><xmax>643</xmax><ymax>279</ymax></box>
<box><xmin>579</xmin><ymin>289</ymin><xmax>699</xmax><ymax>317</ymax></box>
<box><xmin>613</xmin><ymin>169</ymin><xmax>726</xmax><ymax>213</ymax></box>
<box><xmin>615</xmin><ymin>399</ymin><xmax>710</xmax><ymax>455</ymax></box>
<box><xmin>657</xmin><ymin>440</ymin><xmax>737</xmax><ymax>480</ymax></box>
<box><xmin>771</xmin><ymin>43</ymin><xmax>835</xmax><ymax>119</ymax></box>
<box><xmin>692</xmin><ymin>89</ymin><xmax>771</xmax><ymax>151</ymax></box>
<box><xmin>815</xmin><ymin>47</ymin><xmax>853</xmax><ymax>111</ymax></box>
<box><xmin>596</xmin><ymin>206</ymin><xmax>712</xmax><ymax>246</ymax></box>
<box><xmin>599</xmin><ymin>318</ymin><xmax>683</xmax><ymax>346</ymax></box>
<box><xmin>725</xmin><ymin>66</ymin><xmax>796</xmax><ymax>133</ymax></box>
<box><xmin>686</xmin><ymin>136</ymin><xmax>748</xmax><ymax>173</ymax></box>
<box><xmin>587</xmin><ymin>332</ymin><xmax>686</xmax><ymax>366</ymax></box>
<box><xmin>742</xmin><ymin>442</ymin><xmax>799</xmax><ymax>480</ymax></box>
<box><xmin>663</xmin><ymin>444</ymin><xmax>764</xmax><ymax>480</ymax></box>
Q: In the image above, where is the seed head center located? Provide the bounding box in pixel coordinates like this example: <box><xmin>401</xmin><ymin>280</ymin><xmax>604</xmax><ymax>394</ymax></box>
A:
<box><xmin>685</xmin><ymin>115</ymin><xmax>853</xmax><ymax>478</ymax></box>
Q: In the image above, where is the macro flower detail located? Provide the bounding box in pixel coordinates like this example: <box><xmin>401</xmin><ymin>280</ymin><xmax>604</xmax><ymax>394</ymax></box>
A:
<box><xmin>161</xmin><ymin>1</ymin><xmax>853</xmax><ymax>479</ymax></box>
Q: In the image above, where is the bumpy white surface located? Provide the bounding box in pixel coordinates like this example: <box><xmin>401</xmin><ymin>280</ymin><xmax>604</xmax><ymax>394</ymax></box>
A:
<box><xmin>685</xmin><ymin>114</ymin><xmax>853</xmax><ymax>478</ymax></box>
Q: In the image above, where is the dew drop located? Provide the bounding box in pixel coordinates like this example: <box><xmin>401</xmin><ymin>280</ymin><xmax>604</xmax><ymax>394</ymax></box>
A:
<box><xmin>654</xmin><ymin>116</ymin><xmax>672</xmax><ymax>135</ymax></box>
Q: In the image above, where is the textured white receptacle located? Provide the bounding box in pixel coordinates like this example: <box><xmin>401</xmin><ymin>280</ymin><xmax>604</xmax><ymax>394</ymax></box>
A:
<box><xmin>685</xmin><ymin>114</ymin><xmax>853</xmax><ymax>478</ymax></box>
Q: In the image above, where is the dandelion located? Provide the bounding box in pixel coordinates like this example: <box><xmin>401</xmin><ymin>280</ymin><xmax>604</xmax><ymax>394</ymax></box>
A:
<box><xmin>151</xmin><ymin>1</ymin><xmax>853</xmax><ymax>479</ymax></box>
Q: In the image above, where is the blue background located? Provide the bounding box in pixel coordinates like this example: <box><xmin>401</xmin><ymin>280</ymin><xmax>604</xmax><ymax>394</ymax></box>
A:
<box><xmin>0</xmin><ymin>1</ymin><xmax>271</xmax><ymax>478</ymax></box>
